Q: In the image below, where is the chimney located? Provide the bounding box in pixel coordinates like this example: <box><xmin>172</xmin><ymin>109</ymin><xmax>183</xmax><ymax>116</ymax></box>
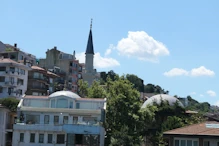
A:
<box><xmin>14</xmin><ymin>43</ymin><xmax>17</xmax><ymax>48</ymax></box>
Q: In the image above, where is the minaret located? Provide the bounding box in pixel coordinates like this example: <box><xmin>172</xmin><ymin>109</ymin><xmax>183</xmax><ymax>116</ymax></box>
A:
<box><xmin>82</xmin><ymin>19</ymin><xmax>95</xmax><ymax>86</ymax></box>
<box><xmin>85</xmin><ymin>19</ymin><xmax>94</xmax><ymax>72</ymax></box>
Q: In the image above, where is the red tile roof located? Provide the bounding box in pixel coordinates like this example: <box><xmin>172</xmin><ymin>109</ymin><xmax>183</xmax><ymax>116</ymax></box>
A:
<box><xmin>164</xmin><ymin>121</ymin><xmax>219</xmax><ymax>136</ymax></box>
<box><xmin>0</xmin><ymin>58</ymin><xmax>28</xmax><ymax>67</ymax></box>
<box><xmin>31</xmin><ymin>65</ymin><xmax>46</xmax><ymax>71</ymax></box>
<box><xmin>31</xmin><ymin>66</ymin><xmax>59</xmax><ymax>77</ymax></box>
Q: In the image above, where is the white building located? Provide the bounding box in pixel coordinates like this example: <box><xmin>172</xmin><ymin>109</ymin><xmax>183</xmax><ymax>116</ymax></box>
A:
<box><xmin>0</xmin><ymin>58</ymin><xmax>31</xmax><ymax>98</ymax></box>
<box><xmin>0</xmin><ymin>104</ymin><xmax>14</xmax><ymax>146</ymax></box>
<box><xmin>12</xmin><ymin>91</ymin><xmax>106</xmax><ymax>146</ymax></box>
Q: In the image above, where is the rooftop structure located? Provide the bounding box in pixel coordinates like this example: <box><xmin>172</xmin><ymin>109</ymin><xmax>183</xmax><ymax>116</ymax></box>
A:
<box><xmin>12</xmin><ymin>91</ymin><xmax>106</xmax><ymax>146</ymax></box>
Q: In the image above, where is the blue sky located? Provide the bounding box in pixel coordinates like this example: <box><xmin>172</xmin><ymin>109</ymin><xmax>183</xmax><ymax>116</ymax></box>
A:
<box><xmin>1</xmin><ymin>0</ymin><xmax>219</xmax><ymax>105</ymax></box>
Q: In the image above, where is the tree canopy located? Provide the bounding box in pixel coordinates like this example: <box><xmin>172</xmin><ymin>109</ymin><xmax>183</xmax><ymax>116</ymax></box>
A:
<box><xmin>0</xmin><ymin>98</ymin><xmax>19</xmax><ymax>112</ymax></box>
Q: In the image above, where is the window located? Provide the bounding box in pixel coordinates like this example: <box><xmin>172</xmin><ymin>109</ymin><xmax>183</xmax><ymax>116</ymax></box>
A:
<box><xmin>180</xmin><ymin>140</ymin><xmax>186</xmax><ymax>146</ymax></box>
<box><xmin>56</xmin><ymin>134</ymin><xmax>65</xmax><ymax>144</ymax></box>
<box><xmin>39</xmin><ymin>134</ymin><xmax>44</xmax><ymax>143</ymax></box>
<box><xmin>0</xmin><ymin>87</ymin><xmax>2</xmax><ymax>93</ymax></box>
<box><xmin>26</xmin><ymin>115</ymin><xmax>40</xmax><ymax>124</ymax></box>
<box><xmin>51</xmin><ymin>100</ymin><xmax>55</xmax><ymax>108</ymax></box>
<box><xmin>187</xmin><ymin>140</ymin><xmax>192</xmax><ymax>146</ymax></box>
<box><xmin>0</xmin><ymin>67</ymin><xmax>6</xmax><ymax>71</ymax></box>
<box><xmin>204</xmin><ymin>141</ymin><xmax>210</xmax><ymax>146</ymax></box>
<box><xmin>54</xmin><ymin>116</ymin><xmax>59</xmax><ymax>124</ymax></box>
<box><xmin>20</xmin><ymin>133</ymin><xmax>24</xmax><ymax>142</ymax></box>
<box><xmin>0</xmin><ymin>76</ymin><xmax>5</xmax><ymax>82</ymax></box>
<box><xmin>76</xmin><ymin>103</ymin><xmax>80</xmax><ymax>109</ymax></box>
<box><xmin>9</xmin><ymin>77</ymin><xmax>14</xmax><ymax>83</ymax></box>
<box><xmin>175</xmin><ymin>139</ymin><xmax>198</xmax><ymax>146</ymax></box>
<box><xmin>20</xmin><ymin>69</ymin><xmax>25</xmax><ymax>75</ymax></box>
<box><xmin>57</xmin><ymin>99</ymin><xmax>68</xmax><ymax>108</ymax></box>
<box><xmin>30</xmin><ymin>133</ymin><xmax>35</xmax><ymax>143</ymax></box>
<box><xmin>48</xmin><ymin>134</ymin><xmax>53</xmax><ymax>143</ymax></box>
<box><xmin>73</xmin><ymin>117</ymin><xmax>78</xmax><ymax>124</ymax></box>
<box><xmin>193</xmin><ymin>141</ymin><xmax>198</xmax><ymax>146</ymax></box>
<box><xmin>44</xmin><ymin>115</ymin><xmax>49</xmax><ymax>124</ymax></box>
<box><xmin>17</xmin><ymin>79</ymin><xmax>24</xmax><ymax>85</ymax></box>
<box><xmin>174</xmin><ymin>140</ymin><xmax>179</xmax><ymax>146</ymax></box>
<box><xmin>10</xmin><ymin>67</ymin><xmax>15</xmax><ymax>73</ymax></box>
<box><xmin>69</xmin><ymin>101</ymin><xmax>73</xmax><ymax>108</ymax></box>
<box><xmin>63</xmin><ymin>116</ymin><xmax>68</xmax><ymax>124</ymax></box>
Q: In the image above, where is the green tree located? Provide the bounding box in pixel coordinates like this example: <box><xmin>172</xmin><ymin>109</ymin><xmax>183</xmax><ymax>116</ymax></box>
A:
<box><xmin>126</xmin><ymin>74</ymin><xmax>144</xmax><ymax>92</ymax></box>
<box><xmin>77</xmin><ymin>79</ymin><xmax>89</xmax><ymax>97</ymax></box>
<box><xmin>0</xmin><ymin>98</ymin><xmax>19</xmax><ymax>112</ymax></box>
<box><xmin>88</xmin><ymin>81</ymin><xmax>107</xmax><ymax>98</ymax></box>
<box><xmin>105</xmin><ymin>76</ymin><xmax>154</xmax><ymax>146</ymax></box>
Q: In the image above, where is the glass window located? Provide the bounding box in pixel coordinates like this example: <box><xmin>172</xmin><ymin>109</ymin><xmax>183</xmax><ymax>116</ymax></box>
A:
<box><xmin>69</xmin><ymin>101</ymin><xmax>73</xmax><ymax>108</ymax></box>
<box><xmin>76</xmin><ymin>103</ymin><xmax>80</xmax><ymax>109</ymax></box>
<box><xmin>180</xmin><ymin>140</ymin><xmax>186</xmax><ymax>146</ymax></box>
<box><xmin>51</xmin><ymin>100</ymin><xmax>55</xmax><ymax>108</ymax></box>
<box><xmin>187</xmin><ymin>140</ymin><xmax>192</xmax><ymax>146</ymax></box>
<box><xmin>0</xmin><ymin>76</ymin><xmax>5</xmax><ymax>82</ymax></box>
<box><xmin>39</xmin><ymin>134</ymin><xmax>44</xmax><ymax>143</ymax></box>
<box><xmin>54</xmin><ymin>116</ymin><xmax>59</xmax><ymax>124</ymax></box>
<box><xmin>63</xmin><ymin>116</ymin><xmax>68</xmax><ymax>124</ymax></box>
<box><xmin>193</xmin><ymin>141</ymin><xmax>198</xmax><ymax>146</ymax></box>
<box><xmin>73</xmin><ymin>117</ymin><xmax>78</xmax><ymax>124</ymax></box>
<box><xmin>48</xmin><ymin>134</ymin><xmax>53</xmax><ymax>143</ymax></box>
<box><xmin>204</xmin><ymin>141</ymin><xmax>210</xmax><ymax>146</ymax></box>
<box><xmin>57</xmin><ymin>134</ymin><xmax>65</xmax><ymax>144</ymax></box>
<box><xmin>26</xmin><ymin>115</ymin><xmax>40</xmax><ymax>124</ymax></box>
<box><xmin>20</xmin><ymin>133</ymin><xmax>24</xmax><ymax>142</ymax></box>
<box><xmin>57</xmin><ymin>99</ymin><xmax>68</xmax><ymax>108</ymax></box>
<box><xmin>30</xmin><ymin>133</ymin><xmax>35</xmax><ymax>143</ymax></box>
<box><xmin>44</xmin><ymin>115</ymin><xmax>49</xmax><ymax>124</ymax></box>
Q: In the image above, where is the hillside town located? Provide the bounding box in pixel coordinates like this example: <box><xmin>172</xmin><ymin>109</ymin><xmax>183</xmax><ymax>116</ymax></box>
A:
<box><xmin>1</xmin><ymin>23</ymin><xmax>219</xmax><ymax>146</ymax></box>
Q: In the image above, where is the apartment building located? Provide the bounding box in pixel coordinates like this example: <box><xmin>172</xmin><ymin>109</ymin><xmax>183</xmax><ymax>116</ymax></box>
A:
<box><xmin>39</xmin><ymin>48</ymin><xmax>83</xmax><ymax>93</ymax></box>
<box><xmin>12</xmin><ymin>90</ymin><xmax>106</xmax><ymax>146</ymax></box>
<box><xmin>0</xmin><ymin>58</ymin><xmax>31</xmax><ymax>98</ymax></box>
<box><xmin>25</xmin><ymin>66</ymin><xmax>59</xmax><ymax>96</ymax></box>
<box><xmin>0</xmin><ymin>42</ymin><xmax>36</xmax><ymax>66</ymax></box>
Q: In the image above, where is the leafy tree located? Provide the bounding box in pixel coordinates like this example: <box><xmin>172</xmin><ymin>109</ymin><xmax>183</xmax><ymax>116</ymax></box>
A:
<box><xmin>88</xmin><ymin>81</ymin><xmax>107</xmax><ymax>98</ymax></box>
<box><xmin>126</xmin><ymin>74</ymin><xmax>144</xmax><ymax>92</ymax></box>
<box><xmin>77</xmin><ymin>79</ymin><xmax>89</xmax><ymax>97</ymax></box>
<box><xmin>0</xmin><ymin>98</ymin><xmax>19</xmax><ymax>112</ymax></box>
<box><xmin>105</xmin><ymin>76</ymin><xmax>153</xmax><ymax>146</ymax></box>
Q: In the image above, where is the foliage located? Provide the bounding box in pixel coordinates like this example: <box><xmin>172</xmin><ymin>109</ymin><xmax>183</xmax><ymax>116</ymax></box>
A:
<box><xmin>126</xmin><ymin>74</ymin><xmax>144</xmax><ymax>92</ymax></box>
<box><xmin>88</xmin><ymin>81</ymin><xmax>107</xmax><ymax>98</ymax></box>
<box><xmin>185</xmin><ymin>96</ymin><xmax>211</xmax><ymax>113</ymax></box>
<box><xmin>144</xmin><ymin>83</ymin><xmax>169</xmax><ymax>94</ymax></box>
<box><xmin>77</xmin><ymin>79</ymin><xmax>89</xmax><ymax>97</ymax></box>
<box><xmin>0</xmin><ymin>98</ymin><xmax>19</xmax><ymax>112</ymax></box>
<box><xmin>100</xmin><ymin>70</ymin><xmax>117</xmax><ymax>83</ymax></box>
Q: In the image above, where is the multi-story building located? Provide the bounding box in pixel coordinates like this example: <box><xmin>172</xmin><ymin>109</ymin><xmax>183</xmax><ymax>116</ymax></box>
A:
<box><xmin>25</xmin><ymin>66</ymin><xmax>59</xmax><ymax>96</ymax></box>
<box><xmin>12</xmin><ymin>90</ymin><xmax>106</xmax><ymax>146</ymax></box>
<box><xmin>0</xmin><ymin>104</ymin><xmax>16</xmax><ymax>146</ymax></box>
<box><xmin>0</xmin><ymin>58</ymin><xmax>31</xmax><ymax>98</ymax></box>
<box><xmin>39</xmin><ymin>48</ymin><xmax>83</xmax><ymax>93</ymax></box>
<box><xmin>0</xmin><ymin>42</ymin><xmax>36</xmax><ymax>66</ymax></box>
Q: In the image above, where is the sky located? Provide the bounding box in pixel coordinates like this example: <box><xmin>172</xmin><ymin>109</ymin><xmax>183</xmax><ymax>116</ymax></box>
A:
<box><xmin>1</xmin><ymin>0</ymin><xmax>219</xmax><ymax>105</ymax></box>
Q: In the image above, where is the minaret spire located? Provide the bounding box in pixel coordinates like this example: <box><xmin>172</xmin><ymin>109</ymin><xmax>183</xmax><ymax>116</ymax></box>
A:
<box><xmin>90</xmin><ymin>18</ymin><xmax>93</xmax><ymax>30</ymax></box>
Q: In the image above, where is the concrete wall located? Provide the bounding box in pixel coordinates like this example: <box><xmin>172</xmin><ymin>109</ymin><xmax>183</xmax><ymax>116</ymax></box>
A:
<box><xmin>0</xmin><ymin>108</ymin><xmax>9</xmax><ymax>146</ymax></box>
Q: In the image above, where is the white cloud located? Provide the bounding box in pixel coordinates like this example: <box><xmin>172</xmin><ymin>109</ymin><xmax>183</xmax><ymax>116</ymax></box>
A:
<box><xmin>190</xmin><ymin>66</ymin><xmax>215</xmax><ymax>77</ymax></box>
<box><xmin>114</xmin><ymin>31</ymin><xmax>169</xmax><ymax>62</ymax></box>
<box><xmin>206</xmin><ymin>90</ymin><xmax>216</xmax><ymax>97</ymax></box>
<box><xmin>164</xmin><ymin>66</ymin><xmax>215</xmax><ymax>77</ymax></box>
<box><xmin>105</xmin><ymin>44</ymin><xmax>115</xmax><ymax>56</ymax></box>
<box><xmin>76</xmin><ymin>52</ymin><xmax>120</xmax><ymax>68</ymax></box>
<box><xmin>163</xmin><ymin>68</ymin><xmax>189</xmax><ymax>77</ymax></box>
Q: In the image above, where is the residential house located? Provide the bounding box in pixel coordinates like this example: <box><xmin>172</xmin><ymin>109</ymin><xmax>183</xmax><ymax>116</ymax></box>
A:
<box><xmin>0</xmin><ymin>58</ymin><xmax>31</xmax><ymax>98</ymax></box>
<box><xmin>25</xmin><ymin>66</ymin><xmax>59</xmax><ymax>96</ymax></box>
<box><xmin>12</xmin><ymin>90</ymin><xmax>106</xmax><ymax>146</ymax></box>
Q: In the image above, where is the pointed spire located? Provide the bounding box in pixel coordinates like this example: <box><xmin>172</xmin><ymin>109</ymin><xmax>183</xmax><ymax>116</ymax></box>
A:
<box><xmin>85</xmin><ymin>19</ymin><xmax>94</xmax><ymax>54</ymax></box>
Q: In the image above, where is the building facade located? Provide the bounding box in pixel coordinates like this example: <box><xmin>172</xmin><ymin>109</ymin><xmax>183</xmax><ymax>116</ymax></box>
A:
<box><xmin>0</xmin><ymin>42</ymin><xmax>36</xmax><ymax>66</ymax></box>
<box><xmin>39</xmin><ymin>48</ymin><xmax>83</xmax><ymax>93</ymax></box>
<box><xmin>25</xmin><ymin>66</ymin><xmax>59</xmax><ymax>96</ymax></box>
<box><xmin>12</xmin><ymin>90</ymin><xmax>106</xmax><ymax>146</ymax></box>
<box><xmin>0</xmin><ymin>58</ymin><xmax>31</xmax><ymax>98</ymax></box>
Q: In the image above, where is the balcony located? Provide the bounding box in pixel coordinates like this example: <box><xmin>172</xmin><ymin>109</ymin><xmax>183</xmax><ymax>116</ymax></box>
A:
<box><xmin>4</xmin><ymin>81</ymin><xmax>16</xmax><ymax>87</ymax></box>
<box><xmin>29</xmin><ymin>85</ymin><xmax>48</xmax><ymax>91</ymax></box>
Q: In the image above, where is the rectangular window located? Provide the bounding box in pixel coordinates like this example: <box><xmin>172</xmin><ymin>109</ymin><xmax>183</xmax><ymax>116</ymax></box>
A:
<box><xmin>54</xmin><ymin>116</ymin><xmax>59</xmax><ymax>124</ymax></box>
<box><xmin>73</xmin><ymin>117</ymin><xmax>78</xmax><ymax>124</ymax></box>
<box><xmin>26</xmin><ymin>115</ymin><xmax>40</xmax><ymax>124</ymax></box>
<box><xmin>187</xmin><ymin>140</ymin><xmax>192</xmax><ymax>146</ymax></box>
<box><xmin>180</xmin><ymin>140</ymin><xmax>186</xmax><ymax>146</ymax></box>
<box><xmin>39</xmin><ymin>134</ymin><xmax>44</xmax><ymax>143</ymax></box>
<box><xmin>193</xmin><ymin>141</ymin><xmax>198</xmax><ymax>146</ymax></box>
<box><xmin>0</xmin><ymin>67</ymin><xmax>6</xmax><ymax>71</ymax></box>
<box><xmin>0</xmin><ymin>76</ymin><xmax>5</xmax><ymax>82</ymax></box>
<box><xmin>76</xmin><ymin>103</ymin><xmax>80</xmax><ymax>109</ymax></box>
<box><xmin>30</xmin><ymin>133</ymin><xmax>35</xmax><ymax>143</ymax></box>
<box><xmin>204</xmin><ymin>141</ymin><xmax>210</xmax><ymax>146</ymax></box>
<box><xmin>10</xmin><ymin>67</ymin><xmax>15</xmax><ymax>73</ymax></box>
<box><xmin>20</xmin><ymin>133</ymin><xmax>24</xmax><ymax>142</ymax></box>
<box><xmin>51</xmin><ymin>100</ymin><xmax>55</xmax><ymax>108</ymax></box>
<box><xmin>0</xmin><ymin>87</ymin><xmax>2</xmax><ymax>93</ymax></box>
<box><xmin>17</xmin><ymin>78</ymin><xmax>24</xmax><ymax>85</ymax></box>
<box><xmin>63</xmin><ymin>116</ymin><xmax>68</xmax><ymax>124</ymax></box>
<box><xmin>44</xmin><ymin>115</ymin><xmax>49</xmax><ymax>124</ymax></box>
<box><xmin>48</xmin><ymin>134</ymin><xmax>53</xmax><ymax>143</ymax></box>
<box><xmin>56</xmin><ymin>134</ymin><xmax>65</xmax><ymax>144</ymax></box>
